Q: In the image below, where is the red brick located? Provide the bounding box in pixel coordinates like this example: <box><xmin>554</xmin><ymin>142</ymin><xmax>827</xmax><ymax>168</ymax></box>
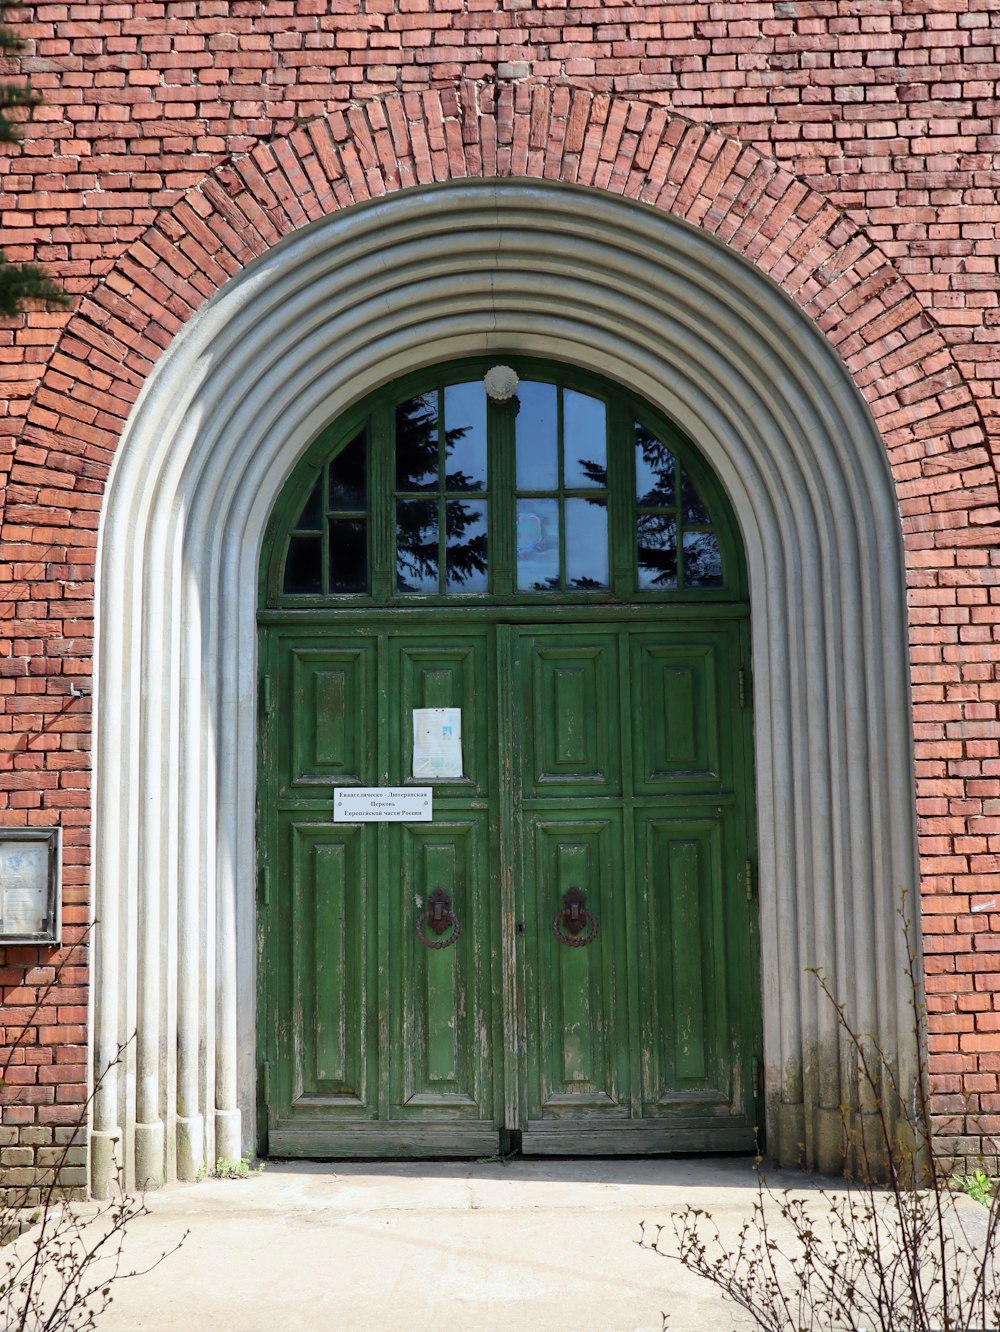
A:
<box><xmin>0</xmin><ymin>0</ymin><xmax>997</xmax><ymax>1179</ymax></box>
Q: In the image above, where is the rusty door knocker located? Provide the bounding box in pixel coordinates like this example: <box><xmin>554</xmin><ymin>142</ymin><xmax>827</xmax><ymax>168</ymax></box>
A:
<box><xmin>551</xmin><ymin>886</ymin><xmax>599</xmax><ymax>947</ymax></box>
<box><xmin>416</xmin><ymin>887</ymin><xmax>461</xmax><ymax>949</ymax></box>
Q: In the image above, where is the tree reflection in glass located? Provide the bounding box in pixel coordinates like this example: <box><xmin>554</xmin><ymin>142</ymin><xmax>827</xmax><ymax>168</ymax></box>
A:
<box><xmin>564</xmin><ymin>391</ymin><xmax>607</xmax><ymax>488</ymax></box>
<box><xmin>564</xmin><ymin>393</ymin><xmax>608</xmax><ymax>587</ymax></box>
<box><xmin>637</xmin><ymin>514</ymin><xmax>678</xmax><ymax>589</ymax></box>
<box><xmin>566</xmin><ymin>497</ymin><xmax>608</xmax><ymax>587</ymax></box>
<box><xmin>396</xmin><ymin>498</ymin><xmax>438</xmax><ymax>592</ymax></box>
<box><xmin>635</xmin><ymin>424</ymin><xmax>675</xmax><ymax>506</ymax></box>
<box><xmin>395</xmin><ymin>393</ymin><xmax>439</xmax><ymax>491</ymax></box>
<box><xmin>634</xmin><ymin>421</ymin><xmax>723</xmax><ymax>590</ymax></box>
<box><xmin>681</xmin><ymin>468</ymin><xmax>711</xmax><ymax>524</ymax></box>
<box><xmin>446</xmin><ymin>499</ymin><xmax>488</xmax><ymax>591</ymax></box>
<box><xmin>683</xmin><ymin>530</ymin><xmax>723</xmax><ymax>587</ymax></box>
<box><xmin>396</xmin><ymin>388</ymin><xmax>489</xmax><ymax>593</ymax></box>
<box><xmin>444</xmin><ymin>382</ymin><xmax>487</xmax><ymax>491</ymax></box>
<box><xmin>635</xmin><ymin>423</ymin><xmax>679</xmax><ymax>589</ymax></box>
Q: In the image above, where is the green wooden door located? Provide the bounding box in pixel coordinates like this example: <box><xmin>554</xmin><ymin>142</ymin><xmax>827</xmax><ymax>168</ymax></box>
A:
<box><xmin>514</xmin><ymin>619</ymin><xmax>756</xmax><ymax>1153</ymax></box>
<box><xmin>263</xmin><ymin>625</ymin><xmax>502</xmax><ymax>1157</ymax></box>
<box><xmin>258</xmin><ymin>359</ymin><xmax>761</xmax><ymax>1158</ymax></box>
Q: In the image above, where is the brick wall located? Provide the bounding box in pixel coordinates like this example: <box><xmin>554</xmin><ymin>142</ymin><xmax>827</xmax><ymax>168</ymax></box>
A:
<box><xmin>1</xmin><ymin>1</ymin><xmax>999</xmax><ymax>1181</ymax></box>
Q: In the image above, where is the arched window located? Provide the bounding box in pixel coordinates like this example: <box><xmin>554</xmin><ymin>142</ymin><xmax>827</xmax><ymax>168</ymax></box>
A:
<box><xmin>262</xmin><ymin>360</ymin><xmax>746</xmax><ymax>607</ymax></box>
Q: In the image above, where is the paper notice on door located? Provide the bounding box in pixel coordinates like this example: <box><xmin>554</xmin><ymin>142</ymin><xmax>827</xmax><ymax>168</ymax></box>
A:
<box><xmin>412</xmin><ymin>707</ymin><xmax>463</xmax><ymax>779</ymax></box>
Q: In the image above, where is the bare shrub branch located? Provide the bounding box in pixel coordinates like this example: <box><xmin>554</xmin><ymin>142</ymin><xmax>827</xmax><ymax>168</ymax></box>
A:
<box><xmin>0</xmin><ymin>930</ymin><xmax>187</xmax><ymax>1329</ymax></box>
<box><xmin>641</xmin><ymin>897</ymin><xmax>1000</xmax><ymax>1331</ymax></box>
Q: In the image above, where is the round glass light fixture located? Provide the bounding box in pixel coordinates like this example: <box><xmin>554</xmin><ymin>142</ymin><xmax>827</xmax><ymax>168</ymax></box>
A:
<box><xmin>484</xmin><ymin>364</ymin><xmax>519</xmax><ymax>401</ymax></box>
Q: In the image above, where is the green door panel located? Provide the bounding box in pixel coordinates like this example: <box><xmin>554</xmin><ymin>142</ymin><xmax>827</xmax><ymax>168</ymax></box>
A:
<box><xmin>280</xmin><ymin>642</ymin><xmax>377</xmax><ymax>794</ymax></box>
<box><xmin>265</xmin><ymin>629</ymin><xmax>500</xmax><ymax>1158</ymax></box>
<box><xmin>521</xmin><ymin>816</ymin><xmax>629</xmax><ymax>1119</ymax></box>
<box><xmin>518</xmin><ymin>632</ymin><xmax>622</xmax><ymax>796</ymax></box>
<box><xmin>636</xmin><ymin>813</ymin><xmax>731</xmax><ymax>1104</ymax></box>
<box><xmin>512</xmin><ymin>621</ymin><xmax>756</xmax><ymax>1155</ymax></box>
<box><xmin>268</xmin><ymin>818</ymin><xmax>378</xmax><ymax>1129</ymax></box>
<box><xmin>391</xmin><ymin>816</ymin><xmax>496</xmax><ymax>1117</ymax></box>
<box><xmin>631</xmin><ymin>636</ymin><xmax>726</xmax><ymax>793</ymax></box>
<box><xmin>386</xmin><ymin>631</ymin><xmax>499</xmax><ymax>1139</ymax></box>
<box><xmin>389</xmin><ymin>633</ymin><xmax>493</xmax><ymax>796</ymax></box>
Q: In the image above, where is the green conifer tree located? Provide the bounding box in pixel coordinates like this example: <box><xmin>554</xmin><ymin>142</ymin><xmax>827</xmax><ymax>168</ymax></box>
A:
<box><xmin>0</xmin><ymin>0</ymin><xmax>68</xmax><ymax>317</ymax></box>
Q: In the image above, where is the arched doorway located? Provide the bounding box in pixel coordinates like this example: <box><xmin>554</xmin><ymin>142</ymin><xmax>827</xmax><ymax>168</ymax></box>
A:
<box><xmin>257</xmin><ymin>359</ymin><xmax>759</xmax><ymax>1156</ymax></box>
<box><xmin>90</xmin><ymin>176</ymin><xmax>918</xmax><ymax>1194</ymax></box>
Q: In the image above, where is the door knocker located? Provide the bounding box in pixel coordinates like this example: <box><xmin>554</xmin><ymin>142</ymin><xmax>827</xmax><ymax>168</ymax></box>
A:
<box><xmin>551</xmin><ymin>886</ymin><xmax>599</xmax><ymax>947</ymax></box>
<box><xmin>416</xmin><ymin>887</ymin><xmax>461</xmax><ymax>949</ymax></box>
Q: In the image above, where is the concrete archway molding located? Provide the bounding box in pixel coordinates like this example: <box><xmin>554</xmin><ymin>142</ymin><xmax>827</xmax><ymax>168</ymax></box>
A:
<box><xmin>92</xmin><ymin>178</ymin><xmax>917</xmax><ymax>1196</ymax></box>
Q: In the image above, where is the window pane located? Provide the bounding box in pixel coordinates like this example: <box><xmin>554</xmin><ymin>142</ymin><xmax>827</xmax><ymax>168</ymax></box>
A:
<box><xmin>329</xmin><ymin>519</ymin><xmax>367</xmax><ymax>594</ymax></box>
<box><xmin>563</xmin><ymin>391</ymin><xmax>607</xmax><ymax>488</ymax></box>
<box><xmin>681</xmin><ymin>469</ymin><xmax>712</xmax><ymax>524</ymax></box>
<box><xmin>565</xmin><ymin>497</ymin><xmax>608</xmax><ymax>588</ymax></box>
<box><xmin>516</xmin><ymin>381</ymin><xmax>558</xmax><ymax>490</ymax></box>
<box><xmin>396</xmin><ymin>499</ymin><xmax>439</xmax><ymax>592</ymax></box>
<box><xmin>635</xmin><ymin>425</ymin><xmax>675</xmax><ymax>506</ymax></box>
<box><xmin>443</xmin><ymin>382</ymin><xmax>487</xmax><ymax>492</ymax></box>
<box><xmin>295</xmin><ymin>477</ymin><xmax>323</xmax><ymax>531</ymax></box>
<box><xmin>283</xmin><ymin>536</ymin><xmax>322</xmax><ymax>595</ymax></box>
<box><xmin>329</xmin><ymin>431</ymin><xmax>367</xmax><ymax>510</ymax></box>
<box><xmin>683</xmin><ymin>530</ymin><xmax>723</xmax><ymax>588</ymax></box>
<box><xmin>445</xmin><ymin>499</ymin><xmax>488</xmax><ymax>592</ymax></box>
<box><xmin>637</xmin><ymin>513</ymin><xmax>678</xmax><ymax>590</ymax></box>
<box><xmin>516</xmin><ymin>498</ymin><xmax>560</xmax><ymax>590</ymax></box>
<box><xmin>395</xmin><ymin>393</ymin><xmax>439</xmax><ymax>491</ymax></box>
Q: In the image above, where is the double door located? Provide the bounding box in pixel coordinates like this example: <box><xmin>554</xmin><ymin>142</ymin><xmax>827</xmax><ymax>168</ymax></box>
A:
<box><xmin>258</xmin><ymin>612</ymin><xmax>759</xmax><ymax>1156</ymax></box>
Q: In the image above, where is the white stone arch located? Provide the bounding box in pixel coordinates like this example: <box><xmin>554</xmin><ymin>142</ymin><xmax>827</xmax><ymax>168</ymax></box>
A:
<box><xmin>91</xmin><ymin>179</ymin><xmax>918</xmax><ymax>1194</ymax></box>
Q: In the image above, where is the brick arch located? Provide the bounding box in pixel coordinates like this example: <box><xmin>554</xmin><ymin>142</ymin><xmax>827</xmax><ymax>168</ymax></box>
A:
<box><xmin>10</xmin><ymin>81</ymin><xmax>995</xmax><ymax>1189</ymax></box>
<box><xmin>13</xmin><ymin>81</ymin><xmax>997</xmax><ymax>551</ymax></box>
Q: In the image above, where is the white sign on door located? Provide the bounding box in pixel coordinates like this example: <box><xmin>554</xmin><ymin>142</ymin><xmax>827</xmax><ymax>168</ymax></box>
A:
<box><xmin>333</xmin><ymin>787</ymin><xmax>433</xmax><ymax>822</ymax></box>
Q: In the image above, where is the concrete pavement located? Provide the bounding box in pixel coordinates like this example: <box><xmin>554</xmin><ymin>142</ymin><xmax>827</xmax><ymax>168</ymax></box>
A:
<box><xmin>92</xmin><ymin>1156</ymin><xmax>770</xmax><ymax>1330</ymax></box>
<box><xmin>37</xmin><ymin>1154</ymin><xmax>989</xmax><ymax>1331</ymax></box>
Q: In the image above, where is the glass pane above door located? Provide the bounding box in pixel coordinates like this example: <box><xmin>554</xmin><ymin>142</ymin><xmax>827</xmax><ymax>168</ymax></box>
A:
<box><xmin>443</xmin><ymin>382</ymin><xmax>487</xmax><ymax>492</ymax></box>
<box><xmin>515</xmin><ymin>381</ymin><xmax>558</xmax><ymax>490</ymax></box>
<box><xmin>516</xmin><ymin>498</ymin><xmax>560</xmax><ymax>591</ymax></box>
<box><xmin>563</xmin><ymin>390</ymin><xmax>607</xmax><ymax>488</ymax></box>
<box><xmin>514</xmin><ymin>382</ymin><xmax>610</xmax><ymax>593</ymax></box>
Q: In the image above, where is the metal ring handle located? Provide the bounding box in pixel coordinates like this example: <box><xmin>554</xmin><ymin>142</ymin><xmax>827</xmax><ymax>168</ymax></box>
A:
<box><xmin>416</xmin><ymin>887</ymin><xmax>461</xmax><ymax>950</ymax></box>
<box><xmin>551</xmin><ymin>886</ymin><xmax>599</xmax><ymax>948</ymax></box>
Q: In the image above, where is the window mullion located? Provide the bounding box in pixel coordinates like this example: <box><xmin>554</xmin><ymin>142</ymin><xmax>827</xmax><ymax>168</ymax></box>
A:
<box><xmin>321</xmin><ymin>459</ymin><xmax>331</xmax><ymax>595</ymax></box>
<box><xmin>609</xmin><ymin>397</ymin><xmax>631</xmax><ymax>597</ymax></box>
<box><xmin>557</xmin><ymin>384</ymin><xmax>566</xmax><ymax>589</ymax></box>
<box><xmin>372</xmin><ymin>405</ymin><xmax>393</xmax><ymax>603</ymax></box>
<box><xmin>491</xmin><ymin>396</ymin><xmax>515</xmax><ymax>599</ymax></box>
